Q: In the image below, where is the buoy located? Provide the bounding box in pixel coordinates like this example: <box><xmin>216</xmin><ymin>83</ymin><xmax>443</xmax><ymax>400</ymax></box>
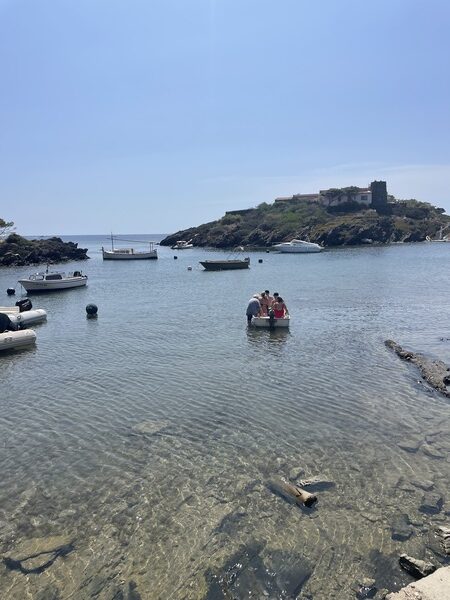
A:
<box><xmin>187</xmin><ymin>266</ymin><xmax>192</xmax><ymax>271</ymax></box>
<box><xmin>174</xmin><ymin>256</ymin><xmax>178</xmax><ymax>260</ymax></box>
<box><xmin>86</xmin><ymin>303</ymin><xmax>98</xmax><ymax>317</ymax></box>
<box><xmin>6</xmin><ymin>288</ymin><xmax>15</xmax><ymax>296</ymax></box>
<box><xmin>258</xmin><ymin>259</ymin><xmax>263</xmax><ymax>263</ymax></box>
<box><xmin>266</xmin><ymin>250</ymin><xmax>270</xmax><ymax>253</ymax></box>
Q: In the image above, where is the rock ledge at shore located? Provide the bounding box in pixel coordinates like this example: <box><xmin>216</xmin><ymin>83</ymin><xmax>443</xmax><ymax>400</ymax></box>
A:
<box><xmin>0</xmin><ymin>234</ymin><xmax>89</xmax><ymax>266</ymax></box>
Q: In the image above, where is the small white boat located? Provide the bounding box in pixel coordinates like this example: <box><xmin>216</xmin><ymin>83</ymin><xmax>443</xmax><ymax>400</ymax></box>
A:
<box><xmin>171</xmin><ymin>240</ymin><xmax>193</xmax><ymax>250</ymax></box>
<box><xmin>252</xmin><ymin>315</ymin><xmax>290</xmax><ymax>328</ymax></box>
<box><xmin>18</xmin><ymin>270</ymin><xmax>87</xmax><ymax>292</ymax></box>
<box><xmin>0</xmin><ymin>329</ymin><xmax>37</xmax><ymax>352</ymax></box>
<box><xmin>426</xmin><ymin>236</ymin><xmax>449</xmax><ymax>243</ymax></box>
<box><xmin>102</xmin><ymin>235</ymin><xmax>158</xmax><ymax>260</ymax></box>
<box><xmin>273</xmin><ymin>239</ymin><xmax>322</xmax><ymax>253</ymax></box>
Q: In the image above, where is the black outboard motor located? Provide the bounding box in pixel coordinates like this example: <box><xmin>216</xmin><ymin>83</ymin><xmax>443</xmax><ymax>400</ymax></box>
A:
<box><xmin>15</xmin><ymin>298</ymin><xmax>33</xmax><ymax>312</ymax></box>
<box><xmin>0</xmin><ymin>313</ymin><xmax>17</xmax><ymax>333</ymax></box>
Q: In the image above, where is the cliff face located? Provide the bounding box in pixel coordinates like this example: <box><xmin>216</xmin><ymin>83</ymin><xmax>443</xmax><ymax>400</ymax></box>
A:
<box><xmin>161</xmin><ymin>199</ymin><xmax>450</xmax><ymax>248</ymax></box>
<box><xmin>0</xmin><ymin>234</ymin><xmax>89</xmax><ymax>266</ymax></box>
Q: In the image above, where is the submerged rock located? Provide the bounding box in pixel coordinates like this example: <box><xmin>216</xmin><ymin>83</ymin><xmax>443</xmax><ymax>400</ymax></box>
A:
<box><xmin>205</xmin><ymin>544</ymin><xmax>312</xmax><ymax>599</ymax></box>
<box><xmin>385</xmin><ymin>340</ymin><xmax>450</xmax><ymax>398</ymax></box>
<box><xmin>399</xmin><ymin>554</ymin><xmax>436</xmax><ymax>579</ymax></box>
<box><xmin>419</xmin><ymin>494</ymin><xmax>443</xmax><ymax>515</ymax></box>
<box><xmin>2</xmin><ymin>535</ymin><xmax>74</xmax><ymax>574</ymax></box>
<box><xmin>391</xmin><ymin>514</ymin><xmax>413</xmax><ymax>542</ymax></box>
<box><xmin>131</xmin><ymin>420</ymin><xmax>169</xmax><ymax>435</ymax></box>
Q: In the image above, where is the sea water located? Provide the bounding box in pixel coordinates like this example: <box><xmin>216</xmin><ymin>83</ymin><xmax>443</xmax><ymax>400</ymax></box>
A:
<box><xmin>0</xmin><ymin>237</ymin><xmax>449</xmax><ymax>599</ymax></box>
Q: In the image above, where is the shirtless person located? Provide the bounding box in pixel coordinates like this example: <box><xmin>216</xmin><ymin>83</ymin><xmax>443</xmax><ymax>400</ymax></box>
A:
<box><xmin>264</xmin><ymin>290</ymin><xmax>274</xmax><ymax>309</ymax></box>
<box><xmin>259</xmin><ymin>292</ymin><xmax>270</xmax><ymax>316</ymax></box>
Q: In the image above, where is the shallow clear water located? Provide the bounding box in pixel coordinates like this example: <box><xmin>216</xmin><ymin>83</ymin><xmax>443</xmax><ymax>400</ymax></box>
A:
<box><xmin>0</xmin><ymin>237</ymin><xmax>449</xmax><ymax>599</ymax></box>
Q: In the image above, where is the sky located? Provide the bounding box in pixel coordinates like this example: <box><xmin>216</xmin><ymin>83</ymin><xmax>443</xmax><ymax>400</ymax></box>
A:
<box><xmin>1</xmin><ymin>0</ymin><xmax>449</xmax><ymax>235</ymax></box>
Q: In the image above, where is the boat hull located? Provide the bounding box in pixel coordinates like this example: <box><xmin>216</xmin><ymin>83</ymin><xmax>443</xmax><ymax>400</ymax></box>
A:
<box><xmin>200</xmin><ymin>260</ymin><xmax>250</xmax><ymax>271</ymax></box>
<box><xmin>275</xmin><ymin>245</ymin><xmax>321</xmax><ymax>253</ymax></box>
<box><xmin>0</xmin><ymin>330</ymin><xmax>37</xmax><ymax>351</ymax></box>
<box><xmin>102</xmin><ymin>250</ymin><xmax>158</xmax><ymax>259</ymax></box>
<box><xmin>18</xmin><ymin>278</ymin><xmax>87</xmax><ymax>292</ymax></box>
<box><xmin>252</xmin><ymin>316</ymin><xmax>290</xmax><ymax>328</ymax></box>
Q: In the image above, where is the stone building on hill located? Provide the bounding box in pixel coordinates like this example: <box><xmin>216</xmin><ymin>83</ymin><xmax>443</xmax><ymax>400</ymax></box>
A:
<box><xmin>275</xmin><ymin>180</ymin><xmax>389</xmax><ymax>213</ymax></box>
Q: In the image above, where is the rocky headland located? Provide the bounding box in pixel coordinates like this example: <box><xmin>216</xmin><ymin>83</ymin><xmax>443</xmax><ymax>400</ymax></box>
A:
<box><xmin>161</xmin><ymin>194</ymin><xmax>450</xmax><ymax>249</ymax></box>
<box><xmin>0</xmin><ymin>233</ymin><xmax>89</xmax><ymax>267</ymax></box>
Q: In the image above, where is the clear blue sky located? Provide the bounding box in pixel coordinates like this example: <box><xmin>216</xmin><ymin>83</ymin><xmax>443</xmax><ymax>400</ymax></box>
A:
<box><xmin>1</xmin><ymin>0</ymin><xmax>449</xmax><ymax>235</ymax></box>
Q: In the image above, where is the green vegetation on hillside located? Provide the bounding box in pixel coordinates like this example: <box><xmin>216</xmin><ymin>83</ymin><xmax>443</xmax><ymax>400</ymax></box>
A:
<box><xmin>161</xmin><ymin>195</ymin><xmax>450</xmax><ymax>248</ymax></box>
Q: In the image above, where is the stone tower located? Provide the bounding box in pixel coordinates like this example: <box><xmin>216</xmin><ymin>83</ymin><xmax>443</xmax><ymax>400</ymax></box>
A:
<box><xmin>370</xmin><ymin>181</ymin><xmax>388</xmax><ymax>212</ymax></box>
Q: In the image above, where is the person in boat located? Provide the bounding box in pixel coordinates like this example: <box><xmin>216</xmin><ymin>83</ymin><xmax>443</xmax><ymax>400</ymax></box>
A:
<box><xmin>259</xmin><ymin>291</ymin><xmax>271</xmax><ymax>316</ymax></box>
<box><xmin>272</xmin><ymin>296</ymin><xmax>289</xmax><ymax>319</ymax></box>
<box><xmin>264</xmin><ymin>290</ymin><xmax>274</xmax><ymax>308</ymax></box>
<box><xmin>246</xmin><ymin>294</ymin><xmax>261</xmax><ymax>325</ymax></box>
<box><xmin>271</xmin><ymin>292</ymin><xmax>279</xmax><ymax>307</ymax></box>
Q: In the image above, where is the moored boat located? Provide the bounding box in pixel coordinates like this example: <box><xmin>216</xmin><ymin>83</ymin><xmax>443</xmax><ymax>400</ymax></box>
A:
<box><xmin>0</xmin><ymin>329</ymin><xmax>37</xmax><ymax>351</ymax></box>
<box><xmin>18</xmin><ymin>270</ymin><xmax>87</xmax><ymax>292</ymax></box>
<box><xmin>274</xmin><ymin>239</ymin><xmax>322</xmax><ymax>253</ymax></box>
<box><xmin>102</xmin><ymin>235</ymin><xmax>158</xmax><ymax>259</ymax></box>
<box><xmin>200</xmin><ymin>258</ymin><xmax>250</xmax><ymax>271</ymax></box>
<box><xmin>171</xmin><ymin>240</ymin><xmax>193</xmax><ymax>250</ymax></box>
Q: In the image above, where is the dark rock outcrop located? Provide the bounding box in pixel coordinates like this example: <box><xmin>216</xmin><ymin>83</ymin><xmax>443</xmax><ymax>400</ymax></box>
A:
<box><xmin>385</xmin><ymin>340</ymin><xmax>450</xmax><ymax>398</ymax></box>
<box><xmin>0</xmin><ymin>234</ymin><xmax>88</xmax><ymax>267</ymax></box>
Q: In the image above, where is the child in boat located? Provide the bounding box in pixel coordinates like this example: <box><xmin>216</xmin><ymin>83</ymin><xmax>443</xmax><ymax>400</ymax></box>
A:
<box><xmin>272</xmin><ymin>296</ymin><xmax>289</xmax><ymax>319</ymax></box>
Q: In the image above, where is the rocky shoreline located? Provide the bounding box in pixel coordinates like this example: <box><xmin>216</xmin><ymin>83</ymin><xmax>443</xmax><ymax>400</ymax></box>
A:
<box><xmin>160</xmin><ymin>198</ymin><xmax>450</xmax><ymax>249</ymax></box>
<box><xmin>0</xmin><ymin>234</ymin><xmax>89</xmax><ymax>267</ymax></box>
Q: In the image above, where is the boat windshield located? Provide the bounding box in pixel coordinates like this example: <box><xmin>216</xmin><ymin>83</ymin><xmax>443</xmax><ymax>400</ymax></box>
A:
<box><xmin>45</xmin><ymin>273</ymin><xmax>64</xmax><ymax>280</ymax></box>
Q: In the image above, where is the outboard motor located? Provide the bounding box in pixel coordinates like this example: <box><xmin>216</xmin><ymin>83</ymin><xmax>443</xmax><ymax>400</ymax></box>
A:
<box><xmin>0</xmin><ymin>313</ymin><xmax>17</xmax><ymax>333</ymax></box>
<box><xmin>268</xmin><ymin>309</ymin><xmax>276</xmax><ymax>331</ymax></box>
<box><xmin>15</xmin><ymin>298</ymin><xmax>33</xmax><ymax>312</ymax></box>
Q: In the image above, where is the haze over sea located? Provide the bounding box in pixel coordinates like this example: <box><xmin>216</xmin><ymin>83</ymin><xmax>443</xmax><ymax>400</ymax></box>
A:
<box><xmin>1</xmin><ymin>236</ymin><xmax>450</xmax><ymax>599</ymax></box>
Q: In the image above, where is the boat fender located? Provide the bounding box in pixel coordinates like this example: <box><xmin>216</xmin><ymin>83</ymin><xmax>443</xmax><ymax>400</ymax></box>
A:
<box><xmin>7</xmin><ymin>288</ymin><xmax>15</xmax><ymax>295</ymax></box>
<box><xmin>15</xmin><ymin>298</ymin><xmax>32</xmax><ymax>312</ymax></box>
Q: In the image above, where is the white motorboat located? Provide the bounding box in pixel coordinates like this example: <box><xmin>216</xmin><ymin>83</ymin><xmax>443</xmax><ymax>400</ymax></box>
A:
<box><xmin>171</xmin><ymin>240</ymin><xmax>193</xmax><ymax>250</ymax></box>
<box><xmin>0</xmin><ymin>329</ymin><xmax>37</xmax><ymax>351</ymax></box>
<box><xmin>252</xmin><ymin>315</ymin><xmax>290</xmax><ymax>328</ymax></box>
<box><xmin>273</xmin><ymin>239</ymin><xmax>322</xmax><ymax>253</ymax></box>
<box><xmin>18</xmin><ymin>270</ymin><xmax>87</xmax><ymax>292</ymax></box>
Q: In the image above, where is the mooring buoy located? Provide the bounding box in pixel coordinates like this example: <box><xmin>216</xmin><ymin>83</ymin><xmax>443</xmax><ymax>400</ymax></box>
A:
<box><xmin>258</xmin><ymin>259</ymin><xmax>263</xmax><ymax>263</ymax></box>
<box><xmin>86</xmin><ymin>303</ymin><xmax>98</xmax><ymax>318</ymax></box>
<box><xmin>174</xmin><ymin>255</ymin><xmax>178</xmax><ymax>260</ymax></box>
<box><xmin>187</xmin><ymin>266</ymin><xmax>192</xmax><ymax>271</ymax></box>
<box><xmin>6</xmin><ymin>288</ymin><xmax>15</xmax><ymax>296</ymax></box>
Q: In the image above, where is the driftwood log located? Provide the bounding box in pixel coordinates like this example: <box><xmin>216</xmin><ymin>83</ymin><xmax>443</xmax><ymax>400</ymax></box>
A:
<box><xmin>385</xmin><ymin>339</ymin><xmax>450</xmax><ymax>398</ymax></box>
<box><xmin>268</xmin><ymin>478</ymin><xmax>318</xmax><ymax>508</ymax></box>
